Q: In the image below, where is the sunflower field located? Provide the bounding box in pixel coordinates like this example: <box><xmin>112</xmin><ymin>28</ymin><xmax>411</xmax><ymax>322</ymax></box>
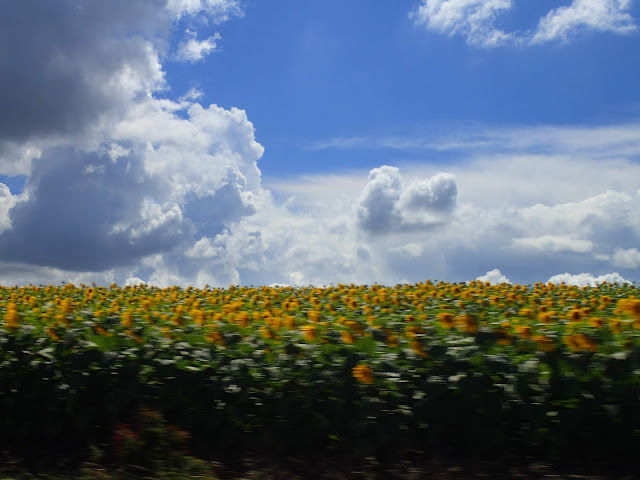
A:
<box><xmin>1</xmin><ymin>280</ymin><xmax>640</xmax><ymax>468</ymax></box>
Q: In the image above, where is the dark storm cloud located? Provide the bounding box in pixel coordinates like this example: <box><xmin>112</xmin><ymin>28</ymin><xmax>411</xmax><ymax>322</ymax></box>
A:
<box><xmin>183</xmin><ymin>182</ymin><xmax>256</xmax><ymax>238</ymax></box>
<box><xmin>0</xmin><ymin>145</ymin><xmax>189</xmax><ymax>271</ymax></box>
<box><xmin>0</xmin><ymin>1</ymin><xmax>263</xmax><ymax>276</ymax></box>
<box><xmin>0</xmin><ymin>0</ymin><xmax>169</xmax><ymax>142</ymax></box>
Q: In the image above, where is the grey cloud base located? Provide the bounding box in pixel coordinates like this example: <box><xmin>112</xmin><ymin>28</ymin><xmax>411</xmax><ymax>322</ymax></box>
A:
<box><xmin>0</xmin><ymin>0</ymin><xmax>169</xmax><ymax>144</ymax></box>
<box><xmin>0</xmin><ymin>99</ymin><xmax>265</xmax><ymax>273</ymax></box>
<box><xmin>356</xmin><ymin>166</ymin><xmax>457</xmax><ymax>234</ymax></box>
<box><xmin>0</xmin><ymin>0</ymin><xmax>265</xmax><ymax>277</ymax></box>
<box><xmin>0</xmin><ymin>146</ymin><xmax>185</xmax><ymax>271</ymax></box>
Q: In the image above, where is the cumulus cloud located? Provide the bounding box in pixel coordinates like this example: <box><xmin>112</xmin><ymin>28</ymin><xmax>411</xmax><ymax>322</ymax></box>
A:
<box><xmin>398</xmin><ymin>173</ymin><xmax>458</xmax><ymax>212</ymax></box>
<box><xmin>0</xmin><ymin>0</ymin><xmax>245</xmax><ymax>179</ymax></box>
<box><xmin>0</xmin><ymin>0</ymin><xmax>166</xmax><ymax>146</ymax></box>
<box><xmin>0</xmin><ymin>95</ymin><xmax>265</xmax><ymax>272</ymax></box>
<box><xmin>476</xmin><ymin>269</ymin><xmax>511</xmax><ymax>285</ymax></box>
<box><xmin>515</xmin><ymin>191</ymin><xmax>640</xmax><ymax>253</ymax></box>
<box><xmin>0</xmin><ymin>184</ymin><xmax>18</xmax><ymax>235</ymax></box>
<box><xmin>356</xmin><ymin>166</ymin><xmax>457</xmax><ymax>234</ymax></box>
<box><xmin>410</xmin><ymin>0</ymin><xmax>514</xmax><ymax>47</ymax></box>
<box><xmin>115</xmin><ymin>100</ymin><xmax>264</xmax><ymax>204</ymax></box>
<box><xmin>1</xmin><ymin>147</ymin><xmax>639</xmax><ymax>287</ymax></box>
<box><xmin>612</xmin><ymin>247</ymin><xmax>640</xmax><ymax>269</ymax></box>
<box><xmin>410</xmin><ymin>0</ymin><xmax>637</xmax><ymax>47</ymax></box>
<box><xmin>511</xmin><ymin>235</ymin><xmax>594</xmax><ymax>254</ymax></box>
<box><xmin>258</xmin><ymin>151</ymin><xmax>640</xmax><ymax>287</ymax></box>
<box><xmin>391</xmin><ymin>243</ymin><xmax>425</xmax><ymax>258</ymax></box>
<box><xmin>175</xmin><ymin>31</ymin><xmax>221</xmax><ymax>62</ymax></box>
<box><xmin>0</xmin><ymin>2</ymin><xmax>320</xmax><ymax>285</ymax></box>
<box><xmin>185</xmin><ymin>237</ymin><xmax>220</xmax><ymax>259</ymax></box>
<box><xmin>125</xmin><ymin>276</ymin><xmax>147</xmax><ymax>287</ymax></box>
<box><xmin>153</xmin><ymin>202</ymin><xmax>377</xmax><ymax>288</ymax></box>
<box><xmin>532</xmin><ymin>0</ymin><xmax>637</xmax><ymax>44</ymax></box>
<box><xmin>356</xmin><ymin>166</ymin><xmax>403</xmax><ymax>233</ymax></box>
<box><xmin>0</xmin><ymin>145</ymin><xmax>184</xmax><ymax>271</ymax></box>
<box><xmin>0</xmin><ymin>0</ymin><xmax>265</xmax><ymax>281</ymax></box>
<box><xmin>547</xmin><ymin>272</ymin><xmax>632</xmax><ymax>287</ymax></box>
<box><xmin>167</xmin><ymin>0</ymin><xmax>243</xmax><ymax>21</ymax></box>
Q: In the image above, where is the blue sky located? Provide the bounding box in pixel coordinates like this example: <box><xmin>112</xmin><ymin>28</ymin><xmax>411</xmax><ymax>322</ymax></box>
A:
<box><xmin>0</xmin><ymin>0</ymin><xmax>639</xmax><ymax>287</ymax></box>
<box><xmin>166</xmin><ymin>0</ymin><xmax>640</xmax><ymax>178</ymax></box>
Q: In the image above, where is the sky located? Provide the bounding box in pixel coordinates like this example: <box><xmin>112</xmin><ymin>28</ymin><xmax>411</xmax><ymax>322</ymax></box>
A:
<box><xmin>0</xmin><ymin>0</ymin><xmax>639</xmax><ymax>288</ymax></box>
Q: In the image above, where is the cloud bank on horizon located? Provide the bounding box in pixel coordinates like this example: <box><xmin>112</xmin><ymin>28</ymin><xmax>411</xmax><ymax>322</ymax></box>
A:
<box><xmin>0</xmin><ymin>0</ymin><xmax>638</xmax><ymax>288</ymax></box>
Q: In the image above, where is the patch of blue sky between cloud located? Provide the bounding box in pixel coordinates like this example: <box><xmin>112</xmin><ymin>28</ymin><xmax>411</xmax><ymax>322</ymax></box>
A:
<box><xmin>0</xmin><ymin>175</ymin><xmax>26</xmax><ymax>196</ymax></box>
<box><xmin>165</xmin><ymin>2</ymin><xmax>244</xmax><ymax>78</ymax></box>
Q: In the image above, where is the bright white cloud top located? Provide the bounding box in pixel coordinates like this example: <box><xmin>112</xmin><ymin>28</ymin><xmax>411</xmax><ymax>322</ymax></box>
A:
<box><xmin>476</xmin><ymin>269</ymin><xmax>512</xmax><ymax>285</ymax></box>
<box><xmin>0</xmin><ymin>0</ymin><xmax>638</xmax><ymax>287</ymax></box>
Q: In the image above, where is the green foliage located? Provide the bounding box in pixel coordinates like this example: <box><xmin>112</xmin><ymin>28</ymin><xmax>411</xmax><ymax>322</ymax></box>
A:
<box><xmin>0</xmin><ymin>281</ymin><xmax>639</xmax><ymax>472</ymax></box>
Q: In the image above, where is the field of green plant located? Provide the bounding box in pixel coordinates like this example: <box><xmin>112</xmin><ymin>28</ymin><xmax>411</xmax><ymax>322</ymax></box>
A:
<box><xmin>1</xmin><ymin>280</ymin><xmax>640</xmax><ymax>476</ymax></box>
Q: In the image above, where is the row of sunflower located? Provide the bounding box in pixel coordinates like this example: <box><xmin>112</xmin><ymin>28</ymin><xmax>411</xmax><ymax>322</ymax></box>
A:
<box><xmin>0</xmin><ymin>281</ymin><xmax>640</xmax><ymax>462</ymax></box>
<box><xmin>2</xmin><ymin>281</ymin><xmax>639</xmax><ymax>358</ymax></box>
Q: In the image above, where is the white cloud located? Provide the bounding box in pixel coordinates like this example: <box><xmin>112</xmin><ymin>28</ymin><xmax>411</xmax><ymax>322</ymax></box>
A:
<box><xmin>0</xmin><ymin>146</ymin><xmax>639</xmax><ymax>288</ymax></box>
<box><xmin>289</xmin><ymin>271</ymin><xmax>306</xmax><ymax>285</ymax></box>
<box><xmin>612</xmin><ymin>247</ymin><xmax>640</xmax><ymax>269</ymax></box>
<box><xmin>167</xmin><ymin>0</ymin><xmax>243</xmax><ymax>21</ymax></box>
<box><xmin>398</xmin><ymin>172</ymin><xmax>457</xmax><ymax>213</ymax></box>
<box><xmin>4</xmin><ymin>104</ymin><xmax>639</xmax><ymax>289</ymax></box>
<box><xmin>308</xmin><ymin>134</ymin><xmax>496</xmax><ymax>152</ymax></box>
<box><xmin>311</xmin><ymin>122</ymin><xmax>640</xmax><ymax>161</ymax></box>
<box><xmin>356</xmin><ymin>166</ymin><xmax>457</xmax><ymax>234</ymax></box>
<box><xmin>179</xmin><ymin>87</ymin><xmax>205</xmax><ymax>102</ymax></box>
<box><xmin>476</xmin><ymin>269</ymin><xmax>511</xmax><ymax>285</ymax></box>
<box><xmin>115</xmin><ymin>99</ymin><xmax>264</xmax><ymax>204</ymax></box>
<box><xmin>0</xmin><ymin>1</ymin><xmax>167</xmax><ymax>150</ymax></box>
<box><xmin>0</xmin><ymin>0</ymin><xmax>264</xmax><ymax>277</ymax></box>
<box><xmin>452</xmin><ymin>156</ymin><xmax>640</xmax><ymax>210</ymax></box>
<box><xmin>391</xmin><ymin>243</ymin><xmax>425</xmax><ymax>258</ymax></box>
<box><xmin>125</xmin><ymin>276</ymin><xmax>147</xmax><ymax>286</ymax></box>
<box><xmin>547</xmin><ymin>272</ymin><xmax>631</xmax><ymax>287</ymax></box>
<box><xmin>257</xmin><ymin>152</ymin><xmax>640</xmax><ymax>287</ymax></box>
<box><xmin>309</xmin><ymin>121</ymin><xmax>640</xmax><ymax>212</ymax></box>
<box><xmin>128</xmin><ymin>200</ymin><xmax>184</xmax><ymax>240</ymax></box>
<box><xmin>0</xmin><ymin>184</ymin><xmax>17</xmax><ymax>235</ymax></box>
<box><xmin>410</xmin><ymin>0</ymin><xmax>515</xmax><ymax>47</ymax></box>
<box><xmin>532</xmin><ymin>0</ymin><xmax>637</xmax><ymax>44</ymax></box>
<box><xmin>512</xmin><ymin>235</ymin><xmax>594</xmax><ymax>254</ymax></box>
<box><xmin>175</xmin><ymin>31</ymin><xmax>221</xmax><ymax>62</ymax></box>
<box><xmin>356</xmin><ymin>166</ymin><xmax>403</xmax><ymax>233</ymax></box>
<box><xmin>0</xmin><ymin>94</ymin><xmax>267</xmax><ymax>272</ymax></box>
<box><xmin>410</xmin><ymin>0</ymin><xmax>637</xmax><ymax>47</ymax></box>
<box><xmin>0</xmin><ymin>0</ymin><xmax>246</xmax><ymax>176</ymax></box>
<box><xmin>516</xmin><ymin>190</ymin><xmax>640</xmax><ymax>243</ymax></box>
<box><xmin>185</xmin><ymin>237</ymin><xmax>221</xmax><ymax>259</ymax></box>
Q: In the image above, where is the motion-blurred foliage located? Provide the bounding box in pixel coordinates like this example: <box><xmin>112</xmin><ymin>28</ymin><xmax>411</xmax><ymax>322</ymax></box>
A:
<box><xmin>1</xmin><ymin>280</ymin><xmax>639</xmax><ymax>465</ymax></box>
